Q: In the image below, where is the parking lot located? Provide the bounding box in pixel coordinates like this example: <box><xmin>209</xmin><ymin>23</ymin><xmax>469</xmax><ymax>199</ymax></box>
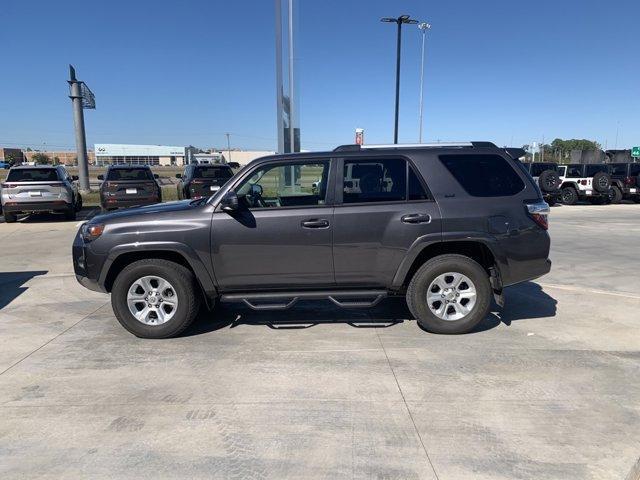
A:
<box><xmin>0</xmin><ymin>205</ymin><xmax>638</xmax><ymax>479</ymax></box>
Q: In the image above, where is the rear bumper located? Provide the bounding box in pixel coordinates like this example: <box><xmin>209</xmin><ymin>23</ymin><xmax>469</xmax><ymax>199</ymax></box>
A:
<box><xmin>101</xmin><ymin>197</ymin><xmax>160</xmax><ymax>209</ymax></box>
<box><xmin>2</xmin><ymin>201</ymin><xmax>72</xmax><ymax>213</ymax></box>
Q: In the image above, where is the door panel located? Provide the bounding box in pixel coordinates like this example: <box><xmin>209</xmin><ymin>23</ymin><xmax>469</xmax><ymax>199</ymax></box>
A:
<box><xmin>211</xmin><ymin>207</ymin><xmax>334</xmax><ymax>290</ymax></box>
<box><xmin>333</xmin><ymin>203</ymin><xmax>441</xmax><ymax>286</ymax></box>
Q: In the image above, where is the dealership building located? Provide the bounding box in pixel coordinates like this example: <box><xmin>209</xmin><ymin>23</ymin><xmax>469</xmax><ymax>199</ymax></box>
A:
<box><xmin>94</xmin><ymin>144</ymin><xmax>187</xmax><ymax>166</ymax></box>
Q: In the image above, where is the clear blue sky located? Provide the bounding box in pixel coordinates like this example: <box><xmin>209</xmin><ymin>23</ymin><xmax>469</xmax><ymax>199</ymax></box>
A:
<box><xmin>1</xmin><ymin>0</ymin><xmax>638</xmax><ymax>152</ymax></box>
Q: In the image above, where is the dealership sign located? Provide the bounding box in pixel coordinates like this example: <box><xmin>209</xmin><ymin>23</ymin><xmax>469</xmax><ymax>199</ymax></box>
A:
<box><xmin>94</xmin><ymin>144</ymin><xmax>186</xmax><ymax>157</ymax></box>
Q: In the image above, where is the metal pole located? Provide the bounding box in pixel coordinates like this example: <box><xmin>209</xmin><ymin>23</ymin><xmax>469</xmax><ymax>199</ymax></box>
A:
<box><xmin>287</xmin><ymin>0</ymin><xmax>296</xmax><ymax>152</ymax></box>
<box><xmin>274</xmin><ymin>0</ymin><xmax>284</xmax><ymax>154</ymax></box>
<box><xmin>394</xmin><ymin>19</ymin><xmax>402</xmax><ymax>144</ymax></box>
<box><xmin>418</xmin><ymin>23</ymin><xmax>430</xmax><ymax>143</ymax></box>
<box><xmin>69</xmin><ymin>73</ymin><xmax>90</xmax><ymax>192</ymax></box>
<box><xmin>225</xmin><ymin>133</ymin><xmax>232</xmax><ymax>164</ymax></box>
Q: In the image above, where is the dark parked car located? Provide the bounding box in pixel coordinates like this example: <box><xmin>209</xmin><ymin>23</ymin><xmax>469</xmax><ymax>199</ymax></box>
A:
<box><xmin>608</xmin><ymin>163</ymin><xmax>640</xmax><ymax>203</ymax></box>
<box><xmin>176</xmin><ymin>164</ymin><xmax>234</xmax><ymax>200</ymax></box>
<box><xmin>74</xmin><ymin>142</ymin><xmax>551</xmax><ymax>339</ymax></box>
<box><xmin>1</xmin><ymin>165</ymin><xmax>82</xmax><ymax>222</ymax></box>
<box><xmin>98</xmin><ymin>165</ymin><xmax>162</xmax><ymax>212</ymax></box>
<box><xmin>522</xmin><ymin>162</ymin><xmax>562</xmax><ymax>205</ymax></box>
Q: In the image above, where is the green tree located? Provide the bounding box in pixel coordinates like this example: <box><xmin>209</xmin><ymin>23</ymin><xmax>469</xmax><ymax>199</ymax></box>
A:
<box><xmin>31</xmin><ymin>153</ymin><xmax>51</xmax><ymax>164</ymax></box>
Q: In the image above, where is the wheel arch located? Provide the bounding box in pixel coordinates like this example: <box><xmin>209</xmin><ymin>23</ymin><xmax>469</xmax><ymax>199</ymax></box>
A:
<box><xmin>392</xmin><ymin>238</ymin><xmax>504</xmax><ymax>292</ymax></box>
<box><xmin>100</xmin><ymin>243</ymin><xmax>217</xmax><ymax>307</ymax></box>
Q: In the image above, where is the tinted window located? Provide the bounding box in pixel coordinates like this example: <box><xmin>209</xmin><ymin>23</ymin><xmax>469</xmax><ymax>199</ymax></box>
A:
<box><xmin>408</xmin><ymin>167</ymin><xmax>429</xmax><ymax>200</ymax></box>
<box><xmin>7</xmin><ymin>168</ymin><xmax>59</xmax><ymax>182</ymax></box>
<box><xmin>439</xmin><ymin>154</ymin><xmax>525</xmax><ymax>197</ymax></box>
<box><xmin>343</xmin><ymin>158</ymin><xmax>407</xmax><ymax>203</ymax></box>
<box><xmin>193</xmin><ymin>166</ymin><xmax>233</xmax><ymax>179</ymax></box>
<box><xmin>530</xmin><ymin>163</ymin><xmax>559</xmax><ymax>177</ymax></box>
<box><xmin>236</xmin><ymin>162</ymin><xmax>328</xmax><ymax>208</ymax></box>
<box><xmin>566</xmin><ymin>166</ymin><xmax>583</xmax><ymax>178</ymax></box>
<box><xmin>585</xmin><ymin>165</ymin><xmax>609</xmax><ymax>176</ymax></box>
<box><xmin>106</xmin><ymin>168</ymin><xmax>154</xmax><ymax>181</ymax></box>
<box><xmin>630</xmin><ymin>164</ymin><xmax>640</xmax><ymax>176</ymax></box>
<box><xmin>610</xmin><ymin>164</ymin><xmax>628</xmax><ymax>176</ymax></box>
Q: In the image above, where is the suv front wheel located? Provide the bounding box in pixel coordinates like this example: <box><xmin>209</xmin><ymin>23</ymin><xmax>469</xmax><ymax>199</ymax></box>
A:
<box><xmin>111</xmin><ymin>259</ymin><xmax>201</xmax><ymax>338</ymax></box>
<box><xmin>407</xmin><ymin>254</ymin><xmax>492</xmax><ymax>334</ymax></box>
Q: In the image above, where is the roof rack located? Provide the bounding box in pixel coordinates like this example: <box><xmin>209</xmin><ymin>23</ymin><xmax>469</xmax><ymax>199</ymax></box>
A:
<box><xmin>333</xmin><ymin>142</ymin><xmax>497</xmax><ymax>152</ymax></box>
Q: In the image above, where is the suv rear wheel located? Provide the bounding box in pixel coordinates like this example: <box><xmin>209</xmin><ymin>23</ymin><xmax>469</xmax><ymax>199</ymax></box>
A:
<box><xmin>610</xmin><ymin>186</ymin><xmax>623</xmax><ymax>204</ymax></box>
<box><xmin>3</xmin><ymin>211</ymin><xmax>17</xmax><ymax>223</ymax></box>
<box><xmin>111</xmin><ymin>259</ymin><xmax>201</xmax><ymax>338</ymax></box>
<box><xmin>407</xmin><ymin>254</ymin><xmax>492</xmax><ymax>334</ymax></box>
<box><xmin>561</xmin><ymin>186</ymin><xmax>578</xmax><ymax>205</ymax></box>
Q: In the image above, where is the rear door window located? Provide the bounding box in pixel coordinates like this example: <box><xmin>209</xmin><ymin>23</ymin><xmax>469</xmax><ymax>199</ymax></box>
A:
<box><xmin>439</xmin><ymin>154</ymin><xmax>525</xmax><ymax>197</ymax></box>
<box><xmin>610</xmin><ymin>164</ymin><xmax>628</xmax><ymax>176</ymax></box>
<box><xmin>6</xmin><ymin>168</ymin><xmax>60</xmax><ymax>182</ymax></box>
<box><xmin>107</xmin><ymin>168</ymin><xmax>154</xmax><ymax>181</ymax></box>
<box><xmin>342</xmin><ymin>158</ymin><xmax>407</xmax><ymax>203</ymax></box>
<box><xmin>566</xmin><ymin>166</ymin><xmax>583</xmax><ymax>178</ymax></box>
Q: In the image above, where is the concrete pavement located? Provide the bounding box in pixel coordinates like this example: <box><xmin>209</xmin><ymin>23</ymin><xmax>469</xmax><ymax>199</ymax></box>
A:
<box><xmin>0</xmin><ymin>205</ymin><xmax>638</xmax><ymax>479</ymax></box>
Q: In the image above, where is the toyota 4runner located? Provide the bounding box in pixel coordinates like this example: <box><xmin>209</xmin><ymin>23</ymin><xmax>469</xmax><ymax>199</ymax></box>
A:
<box><xmin>73</xmin><ymin>142</ymin><xmax>552</xmax><ymax>339</ymax></box>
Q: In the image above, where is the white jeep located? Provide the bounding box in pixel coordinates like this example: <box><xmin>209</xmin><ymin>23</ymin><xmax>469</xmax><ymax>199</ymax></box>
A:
<box><xmin>558</xmin><ymin>164</ymin><xmax>612</xmax><ymax>205</ymax></box>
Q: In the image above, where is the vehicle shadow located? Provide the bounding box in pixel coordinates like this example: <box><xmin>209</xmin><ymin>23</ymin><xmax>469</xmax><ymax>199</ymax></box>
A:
<box><xmin>0</xmin><ymin>271</ymin><xmax>48</xmax><ymax>310</ymax></box>
<box><xmin>182</xmin><ymin>281</ymin><xmax>557</xmax><ymax>337</ymax></box>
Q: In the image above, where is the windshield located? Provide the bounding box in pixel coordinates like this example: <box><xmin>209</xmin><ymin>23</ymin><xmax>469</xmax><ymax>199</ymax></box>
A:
<box><xmin>106</xmin><ymin>168</ymin><xmax>154</xmax><ymax>181</ymax></box>
<box><xmin>193</xmin><ymin>166</ymin><xmax>233</xmax><ymax>179</ymax></box>
<box><xmin>6</xmin><ymin>168</ymin><xmax>59</xmax><ymax>182</ymax></box>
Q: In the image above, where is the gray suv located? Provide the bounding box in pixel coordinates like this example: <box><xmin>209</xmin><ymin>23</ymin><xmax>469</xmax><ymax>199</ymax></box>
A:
<box><xmin>2</xmin><ymin>165</ymin><xmax>82</xmax><ymax>223</ymax></box>
<box><xmin>73</xmin><ymin>142</ymin><xmax>551</xmax><ymax>338</ymax></box>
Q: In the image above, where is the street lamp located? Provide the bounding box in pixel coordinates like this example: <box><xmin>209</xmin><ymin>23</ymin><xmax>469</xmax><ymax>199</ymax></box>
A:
<box><xmin>417</xmin><ymin>22</ymin><xmax>431</xmax><ymax>143</ymax></box>
<box><xmin>381</xmin><ymin>15</ymin><xmax>419</xmax><ymax>144</ymax></box>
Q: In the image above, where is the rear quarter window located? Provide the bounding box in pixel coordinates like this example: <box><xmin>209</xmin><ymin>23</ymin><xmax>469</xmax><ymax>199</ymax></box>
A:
<box><xmin>439</xmin><ymin>154</ymin><xmax>525</xmax><ymax>197</ymax></box>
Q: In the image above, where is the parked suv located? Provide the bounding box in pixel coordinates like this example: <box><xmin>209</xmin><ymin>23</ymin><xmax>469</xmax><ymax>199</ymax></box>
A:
<box><xmin>176</xmin><ymin>164</ymin><xmax>234</xmax><ymax>200</ymax></box>
<box><xmin>522</xmin><ymin>162</ymin><xmax>562</xmax><ymax>205</ymax></box>
<box><xmin>73</xmin><ymin>142</ymin><xmax>551</xmax><ymax>339</ymax></box>
<box><xmin>98</xmin><ymin>165</ymin><xmax>162</xmax><ymax>212</ymax></box>
<box><xmin>608</xmin><ymin>163</ymin><xmax>640</xmax><ymax>203</ymax></box>
<box><xmin>1</xmin><ymin>165</ymin><xmax>82</xmax><ymax>223</ymax></box>
<box><xmin>558</xmin><ymin>164</ymin><xmax>612</xmax><ymax>205</ymax></box>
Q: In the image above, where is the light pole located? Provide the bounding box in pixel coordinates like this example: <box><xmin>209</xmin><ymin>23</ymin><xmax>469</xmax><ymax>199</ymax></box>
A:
<box><xmin>225</xmin><ymin>133</ymin><xmax>232</xmax><ymax>164</ymax></box>
<box><xmin>381</xmin><ymin>15</ymin><xmax>418</xmax><ymax>144</ymax></box>
<box><xmin>417</xmin><ymin>22</ymin><xmax>431</xmax><ymax>143</ymax></box>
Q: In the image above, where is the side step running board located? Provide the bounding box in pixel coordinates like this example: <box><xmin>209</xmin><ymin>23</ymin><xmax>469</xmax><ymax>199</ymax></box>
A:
<box><xmin>220</xmin><ymin>290</ymin><xmax>387</xmax><ymax>311</ymax></box>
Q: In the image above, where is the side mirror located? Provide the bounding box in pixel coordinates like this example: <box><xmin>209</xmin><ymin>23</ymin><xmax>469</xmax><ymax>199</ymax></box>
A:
<box><xmin>175</xmin><ymin>173</ymin><xmax>182</xmax><ymax>179</ymax></box>
<box><xmin>220</xmin><ymin>191</ymin><xmax>239</xmax><ymax>212</ymax></box>
<box><xmin>97</xmin><ymin>174</ymin><xmax>104</xmax><ymax>180</ymax></box>
<box><xmin>72</xmin><ymin>175</ymin><xmax>79</xmax><ymax>181</ymax></box>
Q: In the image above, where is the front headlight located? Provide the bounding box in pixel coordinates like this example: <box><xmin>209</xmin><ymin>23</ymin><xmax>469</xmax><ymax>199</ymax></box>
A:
<box><xmin>81</xmin><ymin>223</ymin><xmax>105</xmax><ymax>241</ymax></box>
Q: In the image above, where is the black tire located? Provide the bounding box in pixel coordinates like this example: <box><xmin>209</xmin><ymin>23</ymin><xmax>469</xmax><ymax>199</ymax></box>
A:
<box><xmin>64</xmin><ymin>206</ymin><xmax>76</xmax><ymax>221</ymax></box>
<box><xmin>610</xmin><ymin>186</ymin><xmax>623</xmax><ymax>204</ymax></box>
<box><xmin>3</xmin><ymin>211</ymin><xmax>17</xmax><ymax>223</ymax></box>
<box><xmin>111</xmin><ymin>259</ymin><xmax>201</xmax><ymax>338</ymax></box>
<box><xmin>407</xmin><ymin>254</ymin><xmax>492</xmax><ymax>334</ymax></box>
<box><xmin>538</xmin><ymin>170</ymin><xmax>561</xmax><ymax>193</ymax></box>
<box><xmin>75</xmin><ymin>194</ymin><xmax>83</xmax><ymax>212</ymax></box>
<box><xmin>561</xmin><ymin>186</ymin><xmax>578</xmax><ymax>205</ymax></box>
<box><xmin>592</xmin><ymin>172</ymin><xmax>611</xmax><ymax>193</ymax></box>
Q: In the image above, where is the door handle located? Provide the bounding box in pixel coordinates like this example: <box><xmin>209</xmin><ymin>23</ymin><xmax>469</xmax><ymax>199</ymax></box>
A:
<box><xmin>301</xmin><ymin>219</ymin><xmax>330</xmax><ymax>229</ymax></box>
<box><xmin>401</xmin><ymin>213</ymin><xmax>431</xmax><ymax>224</ymax></box>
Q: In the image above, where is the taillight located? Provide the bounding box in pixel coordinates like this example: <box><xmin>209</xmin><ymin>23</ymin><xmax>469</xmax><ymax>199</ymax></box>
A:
<box><xmin>526</xmin><ymin>201</ymin><xmax>549</xmax><ymax>230</ymax></box>
<box><xmin>580</xmin><ymin>180</ymin><xmax>588</xmax><ymax>185</ymax></box>
<box><xmin>624</xmin><ymin>177</ymin><xmax>634</xmax><ymax>185</ymax></box>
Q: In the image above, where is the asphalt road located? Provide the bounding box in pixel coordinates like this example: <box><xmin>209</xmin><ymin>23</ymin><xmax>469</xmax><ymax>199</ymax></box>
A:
<box><xmin>0</xmin><ymin>205</ymin><xmax>638</xmax><ymax>479</ymax></box>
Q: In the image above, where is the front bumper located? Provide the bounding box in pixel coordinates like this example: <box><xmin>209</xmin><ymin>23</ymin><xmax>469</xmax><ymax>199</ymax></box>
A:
<box><xmin>2</xmin><ymin>200</ymin><xmax>72</xmax><ymax>213</ymax></box>
<box><xmin>72</xmin><ymin>229</ymin><xmax>108</xmax><ymax>293</ymax></box>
